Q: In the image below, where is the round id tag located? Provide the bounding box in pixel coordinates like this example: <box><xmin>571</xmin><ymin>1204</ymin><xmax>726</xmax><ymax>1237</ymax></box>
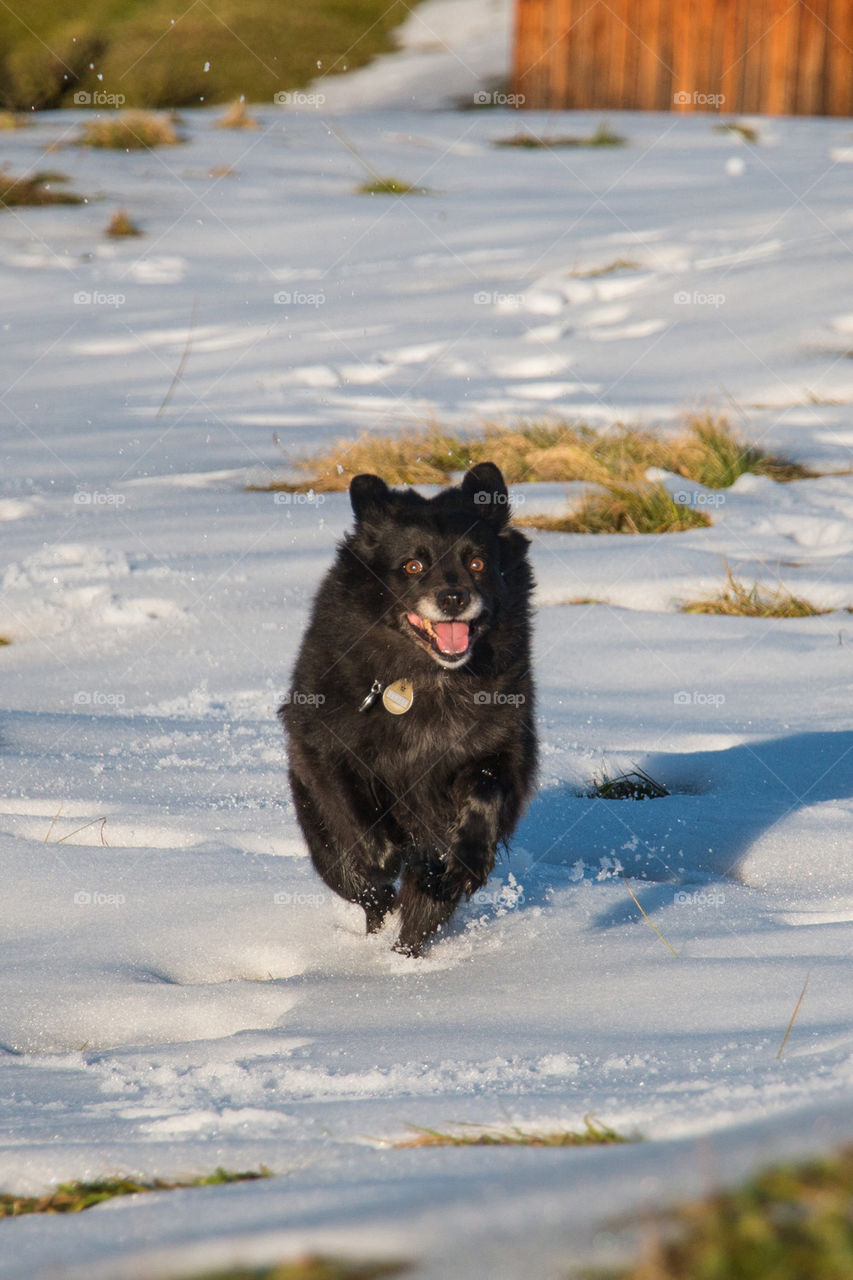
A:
<box><xmin>382</xmin><ymin>678</ymin><xmax>414</xmax><ymax>715</ymax></box>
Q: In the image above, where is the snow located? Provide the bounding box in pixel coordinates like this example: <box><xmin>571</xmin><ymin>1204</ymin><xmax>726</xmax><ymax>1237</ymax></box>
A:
<box><xmin>3</xmin><ymin>1</ymin><xmax>853</xmax><ymax>1275</ymax></box>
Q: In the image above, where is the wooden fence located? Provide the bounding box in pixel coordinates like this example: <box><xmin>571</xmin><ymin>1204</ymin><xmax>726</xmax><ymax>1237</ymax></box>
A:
<box><xmin>512</xmin><ymin>0</ymin><xmax>853</xmax><ymax>115</ymax></box>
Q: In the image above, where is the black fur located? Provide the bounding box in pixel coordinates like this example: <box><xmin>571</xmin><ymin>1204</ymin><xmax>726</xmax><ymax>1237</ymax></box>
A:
<box><xmin>279</xmin><ymin>462</ymin><xmax>537</xmax><ymax>956</ymax></box>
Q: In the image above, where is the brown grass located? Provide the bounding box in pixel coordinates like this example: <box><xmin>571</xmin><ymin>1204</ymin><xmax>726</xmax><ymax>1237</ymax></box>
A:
<box><xmin>680</xmin><ymin>569</ymin><xmax>832</xmax><ymax>618</ymax></box>
<box><xmin>216</xmin><ymin>100</ymin><xmax>260</xmax><ymax>130</ymax></box>
<box><xmin>0</xmin><ymin>169</ymin><xmax>85</xmax><ymax>208</ymax></box>
<box><xmin>105</xmin><ymin>209</ymin><xmax>142</xmax><ymax>237</ymax></box>
<box><xmin>713</xmin><ymin>120</ymin><xmax>760</xmax><ymax>143</ymax></box>
<box><xmin>76</xmin><ymin>110</ymin><xmax>183</xmax><ymax>149</ymax></box>
<box><xmin>253</xmin><ymin>414</ymin><xmax>811</xmax><ymax>496</ymax></box>
<box><xmin>573</xmin><ymin>259</ymin><xmax>641</xmax><ymax>278</ymax></box>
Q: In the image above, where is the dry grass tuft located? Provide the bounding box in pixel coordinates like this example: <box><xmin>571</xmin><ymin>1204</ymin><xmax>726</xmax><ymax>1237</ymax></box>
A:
<box><xmin>573</xmin><ymin>259</ymin><xmax>640</xmax><ymax>278</ymax></box>
<box><xmin>517</xmin><ymin>483</ymin><xmax>712</xmax><ymax>535</ymax></box>
<box><xmin>356</xmin><ymin>177</ymin><xmax>427</xmax><ymax>195</ymax></box>
<box><xmin>77</xmin><ymin>110</ymin><xmax>183</xmax><ymax>149</ymax></box>
<box><xmin>494</xmin><ymin>122</ymin><xmax>625</xmax><ymax>148</ymax></box>
<box><xmin>255</xmin><ymin>414</ymin><xmax>810</xmax><ymax>498</ymax></box>
<box><xmin>393</xmin><ymin>1115</ymin><xmax>631</xmax><ymax>1148</ymax></box>
<box><xmin>215</xmin><ymin>99</ymin><xmax>260</xmax><ymax>130</ymax></box>
<box><xmin>0</xmin><ymin>1168</ymin><xmax>269</xmax><ymax>1218</ymax></box>
<box><xmin>591</xmin><ymin>767</ymin><xmax>669</xmax><ymax>800</ymax></box>
<box><xmin>178</xmin><ymin>1258</ymin><xmax>409</xmax><ymax>1279</ymax></box>
<box><xmin>105</xmin><ymin>209</ymin><xmax>142</xmax><ymax>237</ymax></box>
<box><xmin>680</xmin><ymin>569</ymin><xmax>831</xmax><ymax>618</ymax></box>
<box><xmin>0</xmin><ymin>169</ymin><xmax>85</xmax><ymax>208</ymax></box>
<box><xmin>713</xmin><ymin>120</ymin><xmax>760</xmax><ymax>143</ymax></box>
<box><xmin>588</xmin><ymin>1145</ymin><xmax>853</xmax><ymax>1280</ymax></box>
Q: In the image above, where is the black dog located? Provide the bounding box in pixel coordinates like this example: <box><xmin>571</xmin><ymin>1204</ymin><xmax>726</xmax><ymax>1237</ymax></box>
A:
<box><xmin>279</xmin><ymin>462</ymin><xmax>536</xmax><ymax>955</ymax></box>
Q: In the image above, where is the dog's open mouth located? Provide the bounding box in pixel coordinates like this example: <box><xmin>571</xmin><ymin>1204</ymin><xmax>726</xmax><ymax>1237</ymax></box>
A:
<box><xmin>406</xmin><ymin>612</ymin><xmax>477</xmax><ymax>661</ymax></box>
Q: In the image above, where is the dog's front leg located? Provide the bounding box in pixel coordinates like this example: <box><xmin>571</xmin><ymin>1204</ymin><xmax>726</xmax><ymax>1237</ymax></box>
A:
<box><xmin>395</xmin><ymin>761</ymin><xmax>510</xmax><ymax>955</ymax></box>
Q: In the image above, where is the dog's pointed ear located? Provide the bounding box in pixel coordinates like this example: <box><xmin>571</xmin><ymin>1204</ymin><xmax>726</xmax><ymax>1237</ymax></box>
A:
<box><xmin>461</xmin><ymin>461</ymin><xmax>510</xmax><ymax>527</ymax></box>
<box><xmin>350</xmin><ymin>473</ymin><xmax>390</xmax><ymax>523</ymax></box>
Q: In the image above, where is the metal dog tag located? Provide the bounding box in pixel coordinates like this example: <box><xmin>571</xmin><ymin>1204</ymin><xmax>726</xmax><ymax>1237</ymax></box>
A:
<box><xmin>382</xmin><ymin>679</ymin><xmax>414</xmax><ymax>715</ymax></box>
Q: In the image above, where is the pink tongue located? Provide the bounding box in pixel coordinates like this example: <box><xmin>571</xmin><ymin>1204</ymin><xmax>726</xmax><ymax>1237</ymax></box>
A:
<box><xmin>434</xmin><ymin>620</ymin><xmax>470</xmax><ymax>654</ymax></box>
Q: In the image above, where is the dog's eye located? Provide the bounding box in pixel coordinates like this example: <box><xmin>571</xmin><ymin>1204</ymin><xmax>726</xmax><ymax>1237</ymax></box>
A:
<box><xmin>403</xmin><ymin>559</ymin><xmax>424</xmax><ymax>576</ymax></box>
<box><xmin>469</xmin><ymin>556</ymin><xmax>485</xmax><ymax>573</ymax></box>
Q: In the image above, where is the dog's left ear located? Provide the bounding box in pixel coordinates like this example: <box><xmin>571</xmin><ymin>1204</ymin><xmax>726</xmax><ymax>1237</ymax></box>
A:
<box><xmin>350</xmin><ymin>473</ymin><xmax>390</xmax><ymax>523</ymax></box>
<box><xmin>461</xmin><ymin>461</ymin><xmax>510</xmax><ymax>527</ymax></box>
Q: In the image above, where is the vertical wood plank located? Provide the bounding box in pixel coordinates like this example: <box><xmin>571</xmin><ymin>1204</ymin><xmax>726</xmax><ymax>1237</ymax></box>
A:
<box><xmin>513</xmin><ymin>0</ymin><xmax>848</xmax><ymax>116</ymax></box>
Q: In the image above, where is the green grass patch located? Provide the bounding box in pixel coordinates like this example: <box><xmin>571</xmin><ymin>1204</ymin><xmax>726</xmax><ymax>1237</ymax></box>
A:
<box><xmin>586</xmin><ymin>1145</ymin><xmax>853</xmax><ymax>1280</ymax></box>
<box><xmin>517</xmin><ymin>483</ymin><xmax>712</xmax><ymax>535</ymax></box>
<box><xmin>0</xmin><ymin>1167</ymin><xmax>270</xmax><ymax>1218</ymax></box>
<box><xmin>590</xmin><ymin>767</ymin><xmax>669</xmax><ymax>801</ymax></box>
<box><xmin>393</xmin><ymin>1116</ymin><xmax>632</xmax><ymax>1148</ymax></box>
<box><xmin>0</xmin><ymin>169</ymin><xmax>85</xmax><ymax>208</ymax></box>
<box><xmin>573</xmin><ymin>259</ymin><xmax>641</xmax><ymax>278</ymax></box>
<box><xmin>713</xmin><ymin>120</ymin><xmax>760</xmax><ymax>143</ymax></box>
<box><xmin>494</xmin><ymin>122</ymin><xmax>625</xmax><ymax>149</ymax></box>
<box><xmin>179</xmin><ymin>1260</ymin><xmax>409</xmax><ymax>1280</ymax></box>
<box><xmin>680</xmin><ymin>569</ymin><xmax>832</xmax><ymax>618</ymax></box>
<box><xmin>254</xmin><ymin>414</ymin><xmax>810</xmax><ymax>496</ymax></box>
<box><xmin>76</xmin><ymin>110</ymin><xmax>183</xmax><ymax>149</ymax></box>
<box><xmin>0</xmin><ymin>1</ymin><xmax>414</xmax><ymax>110</ymax></box>
<box><xmin>355</xmin><ymin>178</ymin><xmax>427</xmax><ymax>196</ymax></box>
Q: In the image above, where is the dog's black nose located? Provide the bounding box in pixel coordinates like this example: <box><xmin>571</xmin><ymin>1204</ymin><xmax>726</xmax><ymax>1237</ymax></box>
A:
<box><xmin>437</xmin><ymin>587</ymin><xmax>471</xmax><ymax>615</ymax></box>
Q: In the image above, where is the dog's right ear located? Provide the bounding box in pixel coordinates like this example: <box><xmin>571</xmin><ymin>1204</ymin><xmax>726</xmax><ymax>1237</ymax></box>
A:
<box><xmin>350</xmin><ymin>473</ymin><xmax>390</xmax><ymax>523</ymax></box>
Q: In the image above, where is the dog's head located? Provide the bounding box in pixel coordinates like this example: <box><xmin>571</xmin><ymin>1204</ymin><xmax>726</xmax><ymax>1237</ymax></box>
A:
<box><xmin>347</xmin><ymin>462</ymin><xmax>525</xmax><ymax>670</ymax></box>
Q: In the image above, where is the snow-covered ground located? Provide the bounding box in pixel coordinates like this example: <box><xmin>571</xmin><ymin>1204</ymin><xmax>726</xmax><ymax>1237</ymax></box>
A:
<box><xmin>3</xmin><ymin>4</ymin><xmax>853</xmax><ymax>1276</ymax></box>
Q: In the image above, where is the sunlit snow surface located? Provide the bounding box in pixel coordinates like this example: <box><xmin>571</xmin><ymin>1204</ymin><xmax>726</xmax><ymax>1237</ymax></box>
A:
<box><xmin>2</xmin><ymin>4</ymin><xmax>853</xmax><ymax>1276</ymax></box>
